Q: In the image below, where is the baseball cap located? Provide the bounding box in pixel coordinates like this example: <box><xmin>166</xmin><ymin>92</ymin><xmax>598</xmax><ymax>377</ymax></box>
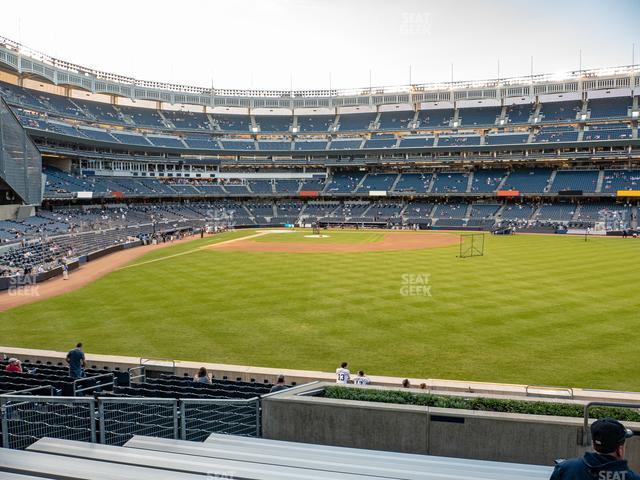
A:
<box><xmin>591</xmin><ymin>418</ymin><xmax>634</xmax><ymax>453</ymax></box>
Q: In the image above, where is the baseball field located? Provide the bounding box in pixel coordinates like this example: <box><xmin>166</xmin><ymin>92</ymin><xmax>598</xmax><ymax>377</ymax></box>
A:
<box><xmin>0</xmin><ymin>228</ymin><xmax>638</xmax><ymax>391</ymax></box>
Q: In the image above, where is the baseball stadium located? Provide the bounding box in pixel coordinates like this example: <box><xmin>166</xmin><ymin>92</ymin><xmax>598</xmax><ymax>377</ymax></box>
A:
<box><xmin>0</xmin><ymin>1</ymin><xmax>639</xmax><ymax>478</ymax></box>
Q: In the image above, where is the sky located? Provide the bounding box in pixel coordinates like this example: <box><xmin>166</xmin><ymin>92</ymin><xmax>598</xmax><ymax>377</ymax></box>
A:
<box><xmin>1</xmin><ymin>0</ymin><xmax>639</xmax><ymax>91</ymax></box>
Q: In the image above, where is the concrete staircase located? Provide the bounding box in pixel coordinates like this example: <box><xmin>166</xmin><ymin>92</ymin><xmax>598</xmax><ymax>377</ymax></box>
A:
<box><xmin>466</xmin><ymin>172</ymin><xmax>474</xmax><ymax>192</ymax></box>
<box><xmin>371</xmin><ymin>111</ymin><xmax>381</xmax><ymax>131</ymax></box>
<box><xmin>206</xmin><ymin>113</ymin><xmax>220</xmax><ymax>131</ymax></box>
<box><xmin>330</xmin><ymin>114</ymin><xmax>340</xmax><ymax>132</ymax></box>
<box><xmin>571</xmin><ymin>204</ymin><xmax>582</xmax><ymax>221</ymax></box>
<box><xmin>410</xmin><ymin>109</ymin><xmax>420</xmax><ymax>129</ymax></box>
<box><xmin>426</xmin><ymin>173</ymin><xmax>437</xmax><ymax>193</ymax></box>
<box><xmin>595</xmin><ymin>170</ymin><xmax>605</xmax><ymax>193</ymax></box>
<box><xmin>545</xmin><ymin>170</ymin><xmax>557</xmax><ymax>193</ymax></box>
<box><xmin>156</xmin><ymin>110</ymin><xmax>174</xmax><ymax>129</ymax></box>
<box><xmin>451</xmin><ymin>108</ymin><xmax>460</xmax><ymax>128</ymax></box>
<box><xmin>531</xmin><ymin>102</ymin><xmax>542</xmax><ymax>123</ymax></box>
<box><xmin>353</xmin><ymin>174</ymin><xmax>368</xmax><ymax>193</ymax></box>
<box><xmin>390</xmin><ymin>174</ymin><xmax>402</xmax><ymax>192</ymax></box>
<box><xmin>495</xmin><ymin>173</ymin><xmax>510</xmax><ymax>191</ymax></box>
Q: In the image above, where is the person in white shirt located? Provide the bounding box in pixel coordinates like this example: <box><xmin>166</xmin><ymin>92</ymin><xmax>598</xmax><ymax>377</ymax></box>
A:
<box><xmin>335</xmin><ymin>362</ymin><xmax>350</xmax><ymax>384</ymax></box>
<box><xmin>353</xmin><ymin>370</ymin><xmax>370</xmax><ymax>386</ymax></box>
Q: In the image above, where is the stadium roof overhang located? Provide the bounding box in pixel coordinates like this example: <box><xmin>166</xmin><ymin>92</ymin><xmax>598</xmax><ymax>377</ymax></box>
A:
<box><xmin>1</xmin><ymin>36</ymin><xmax>639</xmax><ymax>111</ymax></box>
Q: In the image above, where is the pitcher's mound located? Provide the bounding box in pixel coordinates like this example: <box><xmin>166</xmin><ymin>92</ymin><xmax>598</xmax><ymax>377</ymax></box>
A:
<box><xmin>304</xmin><ymin>234</ymin><xmax>331</xmax><ymax>238</ymax></box>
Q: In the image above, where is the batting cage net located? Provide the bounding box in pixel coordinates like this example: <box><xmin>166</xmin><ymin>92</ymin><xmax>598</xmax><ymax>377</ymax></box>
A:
<box><xmin>459</xmin><ymin>233</ymin><xmax>485</xmax><ymax>258</ymax></box>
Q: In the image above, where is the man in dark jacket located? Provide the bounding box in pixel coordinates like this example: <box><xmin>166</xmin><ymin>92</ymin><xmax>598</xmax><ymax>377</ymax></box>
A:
<box><xmin>551</xmin><ymin>418</ymin><xmax>639</xmax><ymax>479</ymax></box>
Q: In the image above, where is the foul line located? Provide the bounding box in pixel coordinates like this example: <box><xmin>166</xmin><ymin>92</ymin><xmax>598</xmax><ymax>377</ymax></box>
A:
<box><xmin>118</xmin><ymin>231</ymin><xmax>269</xmax><ymax>270</ymax></box>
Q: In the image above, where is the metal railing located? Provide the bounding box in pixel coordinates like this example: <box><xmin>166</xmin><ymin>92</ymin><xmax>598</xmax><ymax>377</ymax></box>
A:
<box><xmin>181</xmin><ymin>397</ymin><xmax>261</xmax><ymax>441</ymax></box>
<box><xmin>3</xmin><ymin>385</ymin><xmax>55</xmax><ymax>396</ymax></box>
<box><xmin>0</xmin><ymin>395</ymin><xmax>96</xmax><ymax>449</ymax></box>
<box><xmin>98</xmin><ymin>397</ymin><xmax>178</xmax><ymax>446</ymax></box>
<box><xmin>128</xmin><ymin>366</ymin><xmax>146</xmax><ymax>384</ymax></box>
<box><xmin>581</xmin><ymin>401</ymin><xmax>640</xmax><ymax>446</ymax></box>
<box><xmin>140</xmin><ymin>357</ymin><xmax>176</xmax><ymax>375</ymax></box>
<box><xmin>525</xmin><ymin>384</ymin><xmax>574</xmax><ymax>399</ymax></box>
<box><xmin>72</xmin><ymin>373</ymin><xmax>115</xmax><ymax>396</ymax></box>
<box><xmin>1</xmin><ymin>395</ymin><xmax>262</xmax><ymax>449</ymax></box>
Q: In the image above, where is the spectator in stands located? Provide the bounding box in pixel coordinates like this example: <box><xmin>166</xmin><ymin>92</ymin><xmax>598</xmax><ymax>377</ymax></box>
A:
<box><xmin>550</xmin><ymin>418</ymin><xmax>639</xmax><ymax>480</ymax></box>
<box><xmin>401</xmin><ymin>378</ymin><xmax>411</xmax><ymax>388</ymax></box>
<box><xmin>193</xmin><ymin>367</ymin><xmax>211</xmax><ymax>384</ymax></box>
<box><xmin>353</xmin><ymin>370</ymin><xmax>370</xmax><ymax>385</ymax></box>
<box><xmin>270</xmin><ymin>375</ymin><xmax>288</xmax><ymax>393</ymax></box>
<box><xmin>336</xmin><ymin>362</ymin><xmax>350</xmax><ymax>384</ymax></box>
<box><xmin>66</xmin><ymin>342</ymin><xmax>86</xmax><ymax>379</ymax></box>
<box><xmin>5</xmin><ymin>357</ymin><xmax>23</xmax><ymax>373</ymax></box>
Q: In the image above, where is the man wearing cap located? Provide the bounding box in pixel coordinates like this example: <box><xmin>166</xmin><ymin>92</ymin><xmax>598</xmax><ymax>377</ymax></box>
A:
<box><xmin>551</xmin><ymin>418</ymin><xmax>639</xmax><ymax>479</ymax></box>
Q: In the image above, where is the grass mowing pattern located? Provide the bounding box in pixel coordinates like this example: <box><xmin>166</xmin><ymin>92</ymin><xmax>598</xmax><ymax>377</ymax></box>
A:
<box><xmin>0</xmin><ymin>229</ymin><xmax>638</xmax><ymax>391</ymax></box>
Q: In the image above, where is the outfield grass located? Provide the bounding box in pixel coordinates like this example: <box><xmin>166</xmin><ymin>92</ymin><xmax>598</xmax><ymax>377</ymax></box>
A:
<box><xmin>1</xmin><ymin>229</ymin><xmax>638</xmax><ymax>391</ymax></box>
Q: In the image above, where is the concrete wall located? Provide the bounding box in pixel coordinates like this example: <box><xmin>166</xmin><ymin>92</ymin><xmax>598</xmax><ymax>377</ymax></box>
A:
<box><xmin>262</xmin><ymin>394</ymin><xmax>429</xmax><ymax>454</ymax></box>
<box><xmin>262</xmin><ymin>383</ymin><xmax>640</xmax><ymax>468</ymax></box>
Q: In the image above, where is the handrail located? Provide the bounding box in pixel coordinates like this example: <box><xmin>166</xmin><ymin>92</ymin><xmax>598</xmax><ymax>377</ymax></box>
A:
<box><xmin>140</xmin><ymin>357</ymin><xmax>176</xmax><ymax>367</ymax></box>
<box><xmin>128</xmin><ymin>365</ymin><xmax>146</xmax><ymax>384</ymax></box>
<box><xmin>260</xmin><ymin>380</ymin><xmax>321</xmax><ymax>399</ymax></box>
<box><xmin>1</xmin><ymin>385</ymin><xmax>54</xmax><ymax>396</ymax></box>
<box><xmin>73</xmin><ymin>373</ymin><xmax>114</xmax><ymax>396</ymax></box>
<box><xmin>140</xmin><ymin>357</ymin><xmax>177</xmax><ymax>375</ymax></box>
<box><xmin>180</xmin><ymin>396</ymin><xmax>260</xmax><ymax>405</ymax></box>
<box><xmin>525</xmin><ymin>384</ymin><xmax>574</xmax><ymax>399</ymax></box>
<box><xmin>582</xmin><ymin>401</ymin><xmax>640</xmax><ymax>445</ymax></box>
